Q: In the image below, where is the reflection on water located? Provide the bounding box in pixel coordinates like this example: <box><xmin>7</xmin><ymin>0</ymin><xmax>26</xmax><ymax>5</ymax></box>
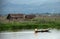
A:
<box><xmin>0</xmin><ymin>29</ymin><xmax>60</xmax><ymax>39</ymax></box>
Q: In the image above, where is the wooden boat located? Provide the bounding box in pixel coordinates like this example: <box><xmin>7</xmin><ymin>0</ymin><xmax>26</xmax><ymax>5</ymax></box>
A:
<box><xmin>35</xmin><ymin>29</ymin><xmax>50</xmax><ymax>33</ymax></box>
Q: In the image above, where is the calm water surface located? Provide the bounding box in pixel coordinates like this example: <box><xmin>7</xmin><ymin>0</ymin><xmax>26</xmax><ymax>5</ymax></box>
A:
<box><xmin>0</xmin><ymin>29</ymin><xmax>60</xmax><ymax>39</ymax></box>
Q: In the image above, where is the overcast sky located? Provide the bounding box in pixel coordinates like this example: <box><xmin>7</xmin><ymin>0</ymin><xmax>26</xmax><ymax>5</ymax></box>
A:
<box><xmin>0</xmin><ymin>0</ymin><xmax>60</xmax><ymax>14</ymax></box>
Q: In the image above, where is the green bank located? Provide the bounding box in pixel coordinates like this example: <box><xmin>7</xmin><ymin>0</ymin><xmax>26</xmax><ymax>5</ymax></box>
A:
<box><xmin>0</xmin><ymin>20</ymin><xmax>60</xmax><ymax>32</ymax></box>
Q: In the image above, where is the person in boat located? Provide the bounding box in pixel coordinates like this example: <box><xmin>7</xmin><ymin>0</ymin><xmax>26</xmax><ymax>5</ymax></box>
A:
<box><xmin>35</xmin><ymin>29</ymin><xmax>38</xmax><ymax>31</ymax></box>
<box><xmin>35</xmin><ymin>29</ymin><xmax>38</xmax><ymax>33</ymax></box>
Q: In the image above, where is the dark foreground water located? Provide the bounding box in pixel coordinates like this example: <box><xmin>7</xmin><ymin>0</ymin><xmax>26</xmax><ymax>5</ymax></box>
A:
<box><xmin>0</xmin><ymin>29</ymin><xmax>60</xmax><ymax>39</ymax></box>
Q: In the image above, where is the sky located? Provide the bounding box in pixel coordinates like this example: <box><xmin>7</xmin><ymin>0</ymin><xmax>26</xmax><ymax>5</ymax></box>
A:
<box><xmin>0</xmin><ymin>0</ymin><xmax>60</xmax><ymax>14</ymax></box>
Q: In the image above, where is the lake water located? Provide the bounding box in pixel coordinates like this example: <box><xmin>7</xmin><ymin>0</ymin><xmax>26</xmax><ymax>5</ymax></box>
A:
<box><xmin>0</xmin><ymin>29</ymin><xmax>60</xmax><ymax>39</ymax></box>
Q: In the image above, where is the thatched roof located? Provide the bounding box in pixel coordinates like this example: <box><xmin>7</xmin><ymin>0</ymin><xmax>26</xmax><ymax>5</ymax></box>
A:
<box><xmin>8</xmin><ymin>14</ymin><xmax>24</xmax><ymax>17</ymax></box>
<box><xmin>7</xmin><ymin>14</ymin><xmax>36</xmax><ymax>20</ymax></box>
<box><xmin>25</xmin><ymin>14</ymin><xmax>36</xmax><ymax>19</ymax></box>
